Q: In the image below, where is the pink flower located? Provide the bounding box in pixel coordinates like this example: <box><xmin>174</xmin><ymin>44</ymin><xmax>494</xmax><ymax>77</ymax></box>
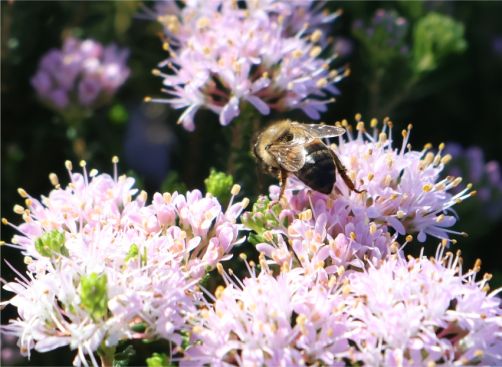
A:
<box><xmin>183</xmin><ymin>261</ymin><xmax>352</xmax><ymax>366</ymax></box>
<box><xmin>345</xmin><ymin>245</ymin><xmax>502</xmax><ymax>366</ymax></box>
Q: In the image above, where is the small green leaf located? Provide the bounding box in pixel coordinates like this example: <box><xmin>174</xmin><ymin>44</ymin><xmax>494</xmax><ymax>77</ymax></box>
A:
<box><xmin>112</xmin><ymin>345</ymin><xmax>136</xmax><ymax>367</ymax></box>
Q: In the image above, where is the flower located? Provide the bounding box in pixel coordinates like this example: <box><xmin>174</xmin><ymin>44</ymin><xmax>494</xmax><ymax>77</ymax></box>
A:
<box><xmin>1</xmin><ymin>158</ymin><xmax>247</xmax><ymax>366</ymax></box>
<box><xmin>182</xmin><ymin>259</ymin><xmax>352</xmax><ymax>366</ymax></box>
<box><xmin>345</xmin><ymin>245</ymin><xmax>502</xmax><ymax>366</ymax></box>
<box><xmin>149</xmin><ymin>0</ymin><xmax>346</xmax><ymax>131</ymax></box>
<box><xmin>31</xmin><ymin>37</ymin><xmax>129</xmax><ymax>114</ymax></box>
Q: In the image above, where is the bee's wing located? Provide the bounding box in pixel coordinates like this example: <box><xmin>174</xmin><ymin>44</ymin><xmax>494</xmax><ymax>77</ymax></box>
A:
<box><xmin>268</xmin><ymin>144</ymin><xmax>305</xmax><ymax>172</ymax></box>
<box><xmin>294</xmin><ymin>123</ymin><xmax>345</xmax><ymax>138</ymax></box>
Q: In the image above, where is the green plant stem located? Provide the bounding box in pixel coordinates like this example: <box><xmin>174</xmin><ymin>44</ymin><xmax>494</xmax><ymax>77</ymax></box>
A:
<box><xmin>99</xmin><ymin>345</ymin><xmax>116</xmax><ymax>367</ymax></box>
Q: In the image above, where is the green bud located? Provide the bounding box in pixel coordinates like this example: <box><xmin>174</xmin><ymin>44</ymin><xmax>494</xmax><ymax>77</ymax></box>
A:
<box><xmin>242</xmin><ymin>196</ymin><xmax>286</xmax><ymax>244</ymax></box>
<box><xmin>413</xmin><ymin>12</ymin><xmax>467</xmax><ymax>74</ymax></box>
<box><xmin>146</xmin><ymin>353</ymin><xmax>173</xmax><ymax>367</ymax></box>
<box><xmin>35</xmin><ymin>230</ymin><xmax>67</xmax><ymax>257</ymax></box>
<box><xmin>80</xmin><ymin>273</ymin><xmax>108</xmax><ymax>321</ymax></box>
<box><xmin>130</xmin><ymin>322</ymin><xmax>147</xmax><ymax>333</ymax></box>
<box><xmin>204</xmin><ymin>168</ymin><xmax>234</xmax><ymax>205</ymax></box>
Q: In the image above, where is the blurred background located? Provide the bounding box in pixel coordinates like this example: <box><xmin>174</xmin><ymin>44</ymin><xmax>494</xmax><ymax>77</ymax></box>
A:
<box><xmin>2</xmin><ymin>1</ymin><xmax>502</xmax><ymax>365</ymax></box>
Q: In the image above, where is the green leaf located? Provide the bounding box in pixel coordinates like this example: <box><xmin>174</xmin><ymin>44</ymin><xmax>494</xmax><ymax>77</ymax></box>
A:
<box><xmin>112</xmin><ymin>345</ymin><xmax>136</xmax><ymax>367</ymax></box>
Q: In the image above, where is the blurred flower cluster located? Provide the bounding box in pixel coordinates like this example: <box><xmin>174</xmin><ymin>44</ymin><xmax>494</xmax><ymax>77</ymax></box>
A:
<box><xmin>1</xmin><ymin>159</ymin><xmax>246</xmax><ymax>366</ymax></box>
<box><xmin>150</xmin><ymin>0</ymin><xmax>346</xmax><ymax>130</ymax></box>
<box><xmin>445</xmin><ymin>143</ymin><xmax>502</xmax><ymax>220</ymax></box>
<box><xmin>31</xmin><ymin>37</ymin><xmax>130</xmax><ymax>120</ymax></box>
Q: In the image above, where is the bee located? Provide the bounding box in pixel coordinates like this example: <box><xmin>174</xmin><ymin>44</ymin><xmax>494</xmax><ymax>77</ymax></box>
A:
<box><xmin>253</xmin><ymin>120</ymin><xmax>364</xmax><ymax>200</ymax></box>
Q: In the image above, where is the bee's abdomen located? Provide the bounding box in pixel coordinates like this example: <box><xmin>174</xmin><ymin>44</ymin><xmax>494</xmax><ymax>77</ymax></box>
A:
<box><xmin>296</xmin><ymin>142</ymin><xmax>336</xmax><ymax>194</ymax></box>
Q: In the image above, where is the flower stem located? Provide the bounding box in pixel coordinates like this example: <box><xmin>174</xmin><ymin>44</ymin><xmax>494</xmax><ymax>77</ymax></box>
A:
<box><xmin>98</xmin><ymin>345</ymin><xmax>116</xmax><ymax>367</ymax></box>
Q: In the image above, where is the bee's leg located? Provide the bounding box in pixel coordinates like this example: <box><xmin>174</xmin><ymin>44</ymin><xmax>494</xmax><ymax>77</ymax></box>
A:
<box><xmin>278</xmin><ymin>168</ymin><xmax>289</xmax><ymax>200</ymax></box>
<box><xmin>331</xmin><ymin>151</ymin><xmax>365</xmax><ymax>194</ymax></box>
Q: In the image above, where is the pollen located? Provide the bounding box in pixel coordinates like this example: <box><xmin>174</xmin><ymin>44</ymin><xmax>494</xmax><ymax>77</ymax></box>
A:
<box><xmin>441</xmin><ymin>154</ymin><xmax>452</xmax><ymax>165</ymax></box>
<box><xmin>214</xmin><ymin>285</ymin><xmax>225</xmax><ymax>299</ymax></box>
<box><xmin>310</xmin><ymin>29</ymin><xmax>322</xmax><ymax>43</ymax></box>
<box><xmin>17</xmin><ymin>188</ymin><xmax>28</xmax><ymax>198</ymax></box>
<box><xmin>370</xmin><ymin>118</ymin><xmax>378</xmax><ymax>128</ymax></box>
<box><xmin>316</xmin><ymin>78</ymin><xmax>328</xmax><ymax>88</ymax></box>
<box><xmin>230</xmin><ymin>184</ymin><xmax>241</xmax><ymax>196</ymax></box>
<box><xmin>292</xmin><ymin>49</ymin><xmax>303</xmax><ymax>58</ymax></box>
<box><xmin>422</xmin><ymin>183</ymin><xmax>433</xmax><ymax>192</ymax></box>
<box><xmin>13</xmin><ymin>205</ymin><xmax>25</xmax><ymax>215</ymax></box>
<box><xmin>65</xmin><ymin>160</ymin><xmax>73</xmax><ymax>171</ymax></box>
<box><xmin>241</xmin><ymin>197</ymin><xmax>250</xmax><ymax>209</ymax></box>
<box><xmin>309</xmin><ymin>46</ymin><xmax>322</xmax><ymax>58</ymax></box>
<box><xmin>196</xmin><ymin>16</ymin><xmax>210</xmax><ymax>30</ymax></box>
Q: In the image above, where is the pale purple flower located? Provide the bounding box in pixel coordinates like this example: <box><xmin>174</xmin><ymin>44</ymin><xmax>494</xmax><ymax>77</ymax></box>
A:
<box><xmin>182</xmin><ymin>261</ymin><xmax>352</xmax><ymax>366</ymax></box>
<box><xmin>345</xmin><ymin>245</ymin><xmax>502</xmax><ymax>366</ymax></box>
<box><xmin>1</xmin><ymin>159</ymin><xmax>246</xmax><ymax>365</ymax></box>
<box><xmin>31</xmin><ymin>37</ymin><xmax>129</xmax><ymax>113</ymax></box>
<box><xmin>150</xmin><ymin>0</ymin><xmax>345</xmax><ymax>130</ymax></box>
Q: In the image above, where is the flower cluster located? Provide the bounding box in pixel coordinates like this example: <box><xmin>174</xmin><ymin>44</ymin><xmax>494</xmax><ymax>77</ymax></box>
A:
<box><xmin>1</xmin><ymin>159</ymin><xmax>246</xmax><ymax>366</ymax></box>
<box><xmin>183</xmin><ymin>258</ymin><xmax>353</xmax><ymax>366</ymax></box>
<box><xmin>149</xmin><ymin>0</ymin><xmax>346</xmax><ymax>130</ymax></box>
<box><xmin>347</xmin><ymin>246</ymin><xmax>502</xmax><ymax>366</ymax></box>
<box><xmin>181</xmin><ymin>247</ymin><xmax>502</xmax><ymax>366</ymax></box>
<box><xmin>31</xmin><ymin>37</ymin><xmax>129</xmax><ymax>113</ymax></box>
